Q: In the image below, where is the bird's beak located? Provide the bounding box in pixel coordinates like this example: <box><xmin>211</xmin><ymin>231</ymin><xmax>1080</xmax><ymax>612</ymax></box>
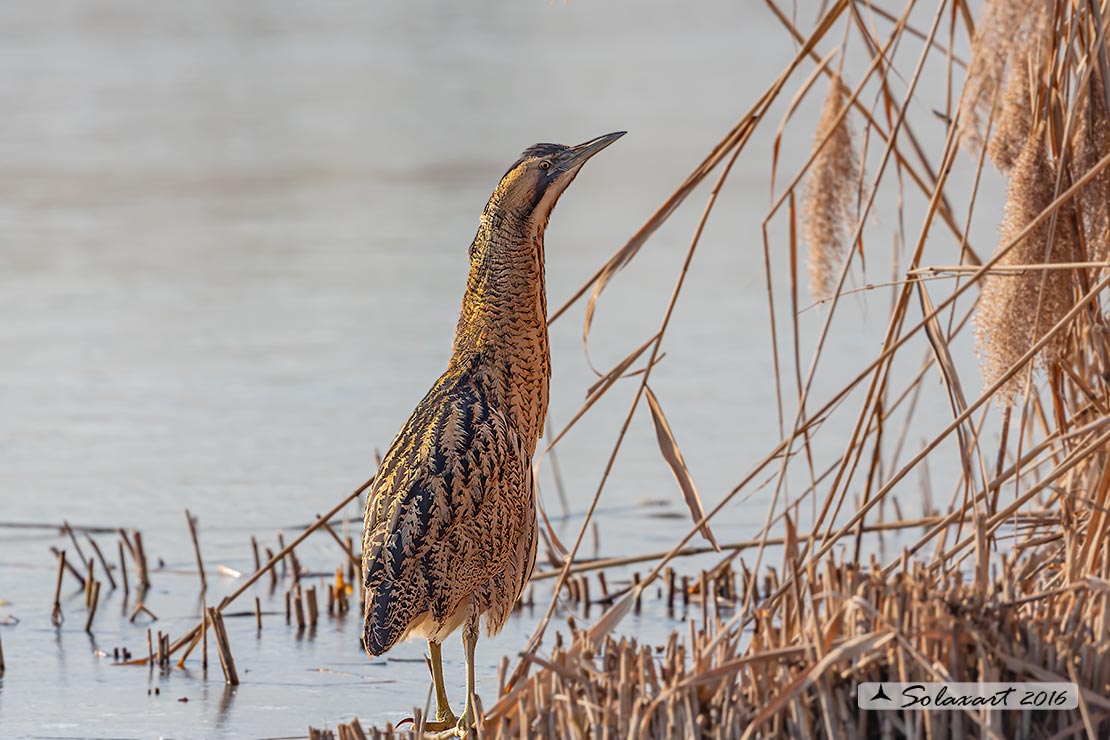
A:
<box><xmin>558</xmin><ymin>131</ymin><xmax>626</xmax><ymax>169</ymax></box>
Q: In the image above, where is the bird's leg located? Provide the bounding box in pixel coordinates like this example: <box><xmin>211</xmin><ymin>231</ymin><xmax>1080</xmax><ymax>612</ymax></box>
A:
<box><xmin>428</xmin><ymin>640</ymin><xmax>457</xmax><ymax>725</ymax></box>
<box><xmin>456</xmin><ymin>623</ymin><xmax>479</xmax><ymax>733</ymax></box>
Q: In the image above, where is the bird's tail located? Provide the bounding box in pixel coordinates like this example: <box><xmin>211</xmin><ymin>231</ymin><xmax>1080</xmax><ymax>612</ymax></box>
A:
<box><xmin>362</xmin><ymin>582</ymin><xmax>414</xmax><ymax>657</ymax></box>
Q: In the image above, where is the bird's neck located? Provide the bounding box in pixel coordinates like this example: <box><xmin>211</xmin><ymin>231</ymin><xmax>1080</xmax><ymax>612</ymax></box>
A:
<box><xmin>451</xmin><ymin>211</ymin><xmax>550</xmax><ymax>452</ymax></box>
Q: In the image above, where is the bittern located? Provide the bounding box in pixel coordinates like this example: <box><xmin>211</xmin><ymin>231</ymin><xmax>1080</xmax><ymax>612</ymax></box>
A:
<box><xmin>361</xmin><ymin>132</ymin><xmax>625</xmax><ymax>733</ymax></box>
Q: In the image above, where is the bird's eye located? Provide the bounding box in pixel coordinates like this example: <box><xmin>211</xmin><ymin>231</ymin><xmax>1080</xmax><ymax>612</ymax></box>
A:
<box><xmin>539</xmin><ymin>160</ymin><xmax>552</xmax><ymax>171</ymax></box>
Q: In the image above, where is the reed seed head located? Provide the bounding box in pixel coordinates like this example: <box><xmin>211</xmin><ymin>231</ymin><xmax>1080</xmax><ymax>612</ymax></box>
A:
<box><xmin>976</xmin><ymin>126</ymin><xmax>1080</xmax><ymax>404</ymax></box>
<box><xmin>959</xmin><ymin>0</ymin><xmax>1038</xmax><ymax>155</ymax></box>
<box><xmin>803</xmin><ymin>74</ymin><xmax>859</xmax><ymax>301</ymax></box>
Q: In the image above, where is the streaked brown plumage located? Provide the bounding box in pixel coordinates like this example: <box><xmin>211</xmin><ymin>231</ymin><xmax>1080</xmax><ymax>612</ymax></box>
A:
<box><xmin>361</xmin><ymin>132</ymin><xmax>624</xmax><ymax>732</ymax></box>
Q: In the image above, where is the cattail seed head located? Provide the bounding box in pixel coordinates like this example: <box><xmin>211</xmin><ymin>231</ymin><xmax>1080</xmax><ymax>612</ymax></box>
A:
<box><xmin>803</xmin><ymin>75</ymin><xmax>860</xmax><ymax>301</ymax></box>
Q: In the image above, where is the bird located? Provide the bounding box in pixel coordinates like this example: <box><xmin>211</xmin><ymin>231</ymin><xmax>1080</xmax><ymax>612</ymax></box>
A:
<box><xmin>361</xmin><ymin>131</ymin><xmax>625</xmax><ymax>734</ymax></box>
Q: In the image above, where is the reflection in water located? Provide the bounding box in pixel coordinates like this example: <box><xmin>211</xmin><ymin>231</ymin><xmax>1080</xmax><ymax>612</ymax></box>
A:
<box><xmin>215</xmin><ymin>683</ymin><xmax>238</xmax><ymax>729</ymax></box>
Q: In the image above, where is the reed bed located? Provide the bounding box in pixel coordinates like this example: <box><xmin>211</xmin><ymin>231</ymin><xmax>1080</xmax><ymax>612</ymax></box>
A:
<box><xmin>459</xmin><ymin>0</ymin><xmax>1110</xmax><ymax>736</ymax></box>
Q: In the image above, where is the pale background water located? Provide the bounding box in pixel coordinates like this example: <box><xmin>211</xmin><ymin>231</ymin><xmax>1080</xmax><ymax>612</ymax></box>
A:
<box><xmin>0</xmin><ymin>1</ymin><xmax>997</xmax><ymax>738</ymax></box>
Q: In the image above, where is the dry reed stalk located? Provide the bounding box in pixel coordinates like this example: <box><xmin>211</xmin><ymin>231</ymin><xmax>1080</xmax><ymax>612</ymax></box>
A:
<box><xmin>0</xmin><ymin>629</ymin><xmax>4</xmax><ymax>674</ymax></box>
<box><xmin>83</xmin><ymin>580</ymin><xmax>100</xmax><ymax>633</ymax></box>
<box><xmin>802</xmin><ymin>74</ymin><xmax>859</xmax><ymax>300</ymax></box>
<box><xmin>164</xmin><ymin>476</ymin><xmax>373</xmax><ymax>659</ymax></box>
<box><xmin>307</xmin><ymin>586</ymin><xmax>319</xmax><ymax>627</ymax></box>
<box><xmin>51</xmin><ymin>549</ymin><xmax>65</xmax><ymax>627</ymax></box>
<box><xmin>177</xmin><ymin>623</ymin><xmax>204</xmax><ymax>668</ymax></box>
<box><xmin>266</xmin><ymin>547</ymin><xmax>278</xmax><ymax>589</ymax></box>
<box><xmin>132</xmin><ymin>530</ymin><xmax>149</xmax><ymax>592</ymax></box>
<box><xmin>49</xmin><ymin>546</ymin><xmax>84</xmax><ymax>589</ymax></box>
<box><xmin>976</xmin><ymin>126</ymin><xmax>1081</xmax><ymax>403</ymax></box>
<box><xmin>85</xmin><ymin>535</ymin><xmax>117</xmax><ymax>591</ymax></box>
<box><xmin>62</xmin><ymin>521</ymin><xmax>87</xmax><ymax>569</ymax></box>
<box><xmin>294</xmin><ymin>586</ymin><xmax>306</xmax><ymax>630</ymax></box>
<box><xmin>207</xmin><ymin>607</ymin><xmax>239</xmax><ymax>685</ymax></box>
<box><xmin>345</xmin><ymin>536</ymin><xmax>356</xmax><ymax>584</ymax></box>
<box><xmin>317</xmin><ymin>515</ymin><xmax>360</xmax><ymax>571</ymax></box>
<box><xmin>185</xmin><ymin>509</ymin><xmax>206</xmax><ymax>592</ymax></box>
<box><xmin>117</xmin><ymin>539</ymin><xmax>128</xmax><ymax>599</ymax></box>
<box><xmin>83</xmin><ymin>557</ymin><xmax>94</xmax><ymax>608</ymax></box>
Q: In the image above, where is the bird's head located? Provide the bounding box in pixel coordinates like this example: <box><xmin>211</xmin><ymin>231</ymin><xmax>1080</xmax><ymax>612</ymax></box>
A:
<box><xmin>480</xmin><ymin>131</ymin><xmax>626</xmax><ymax>237</ymax></box>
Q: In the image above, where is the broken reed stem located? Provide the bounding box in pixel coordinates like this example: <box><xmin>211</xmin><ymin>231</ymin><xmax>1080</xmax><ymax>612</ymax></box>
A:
<box><xmin>251</xmin><ymin>536</ymin><xmax>261</xmax><ymax>573</ymax></box>
<box><xmin>132</xmin><ymin>530</ymin><xmax>149</xmax><ymax>592</ymax></box>
<box><xmin>0</xmin><ymin>629</ymin><xmax>5</xmax><ymax>674</ymax></box>
<box><xmin>62</xmin><ymin>521</ymin><xmax>87</xmax><ymax>570</ymax></box>
<box><xmin>293</xmin><ymin>586</ymin><xmax>306</xmax><ymax>630</ymax></box>
<box><xmin>85</xmin><ymin>535</ymin><xmax>117</xmax><ymax>590</ymax></box>
<box><xmin>50</xmin><ymin>546</ymin><xmax>84</xmax><ymax>589</ymax></box>
<box><xmin>255</xmin><ymin>597</ymin><xmax>262</xmax><ymax>630</ymax></box>
<box><xmin>317</xmin><ymin>514</ymin><xmax>360</xmax><ymax>571</ymax></box>
<box><xmin>165</xmin><ymin>475</ymin><xmax>374</xmax><ymax>659</ymax></box>
<box><xmin>185</xmin><ymin>509</ymin><xmax>206</xmax><ymax>592</ymax></box>
<box><xmin>177</xmin><ymin>624</ymin><xmax>204</xmax><ymax>668</ymax></box>
<box><xmin>265</xmin><ymin>548</ymin><xmax>278</xmax><ymax>589</ymax></box>
<box><xmin>84</xmin><ymin>581</ymin><xmax>100</xmax><ymax>633</ymax></box>
<box><xmin>84</xmin><ymin>557</ymin><xmax>94</xmax><ymax>608</ymax></box>
<box><xmin>306</xmin><ymin>586</ymin><xmax>319</xmax><ymax>627</ymax></box>
<box><xmin>207</xmin><ymin>607</ymin><xmax>239</xmax><ymax>685</ymax></box>
<box><xmin>118</xmin><ymin>539</ymin><xmax>129</xmax><ymax>599</ymax></box>
<box><xmin>51</xmin><ymin>549</ymin><xmax>66</xmax><ymax>627</ymax></box>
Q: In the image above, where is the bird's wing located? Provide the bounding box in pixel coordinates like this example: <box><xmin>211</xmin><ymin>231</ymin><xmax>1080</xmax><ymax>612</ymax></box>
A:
<box><xmin>361</xmin><ymin>367</ymin><xmax>532</xmax><ymax>652</ymax></box>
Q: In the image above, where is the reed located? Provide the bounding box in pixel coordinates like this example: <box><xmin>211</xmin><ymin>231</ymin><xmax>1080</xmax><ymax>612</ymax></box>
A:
<box><xmin>466</xmin><ymin>1</ymin><xmax>1110</xmax><ymax>737</ymax></box>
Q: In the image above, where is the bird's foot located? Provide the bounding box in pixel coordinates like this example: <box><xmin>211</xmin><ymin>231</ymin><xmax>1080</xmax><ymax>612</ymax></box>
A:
<box><xmin>455</xmin><ymin>704</ymin><xmax>475</xmax><ymax>734</ymax></box>
<box><xmin>420</xmin><ymin>710</ymin><xmax>474</xmax><ymax>738</ymax></box>
<box><xmin>421</xmin><ymin>720</ymin><xmax>454</xmax><ymax>734</ymax></box>
<box><xmin>422</xmin><ymin>725</ymin><xmax>469</xmax><ymax>739</ymax></box>
<box><xmin>421</xmin><ymin>708</ymin><xmax>458</xmax><ymax>733</ymax></box>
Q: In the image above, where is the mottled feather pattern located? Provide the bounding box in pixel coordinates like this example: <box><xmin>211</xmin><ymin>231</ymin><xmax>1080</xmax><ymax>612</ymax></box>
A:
<box><xmin>363</xmin><ymin>224</ymin><xmax>548</xmax><ymax>654</ymax></box>
<box><xmin>362</xmin><ymin>358</ymin><xmax>538</xmax><ymax>654</ymax></box>
<box><xmin>361</xmin><ymin>144</ymin><xmax>585</xmax><ymax>661</ymax></box>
